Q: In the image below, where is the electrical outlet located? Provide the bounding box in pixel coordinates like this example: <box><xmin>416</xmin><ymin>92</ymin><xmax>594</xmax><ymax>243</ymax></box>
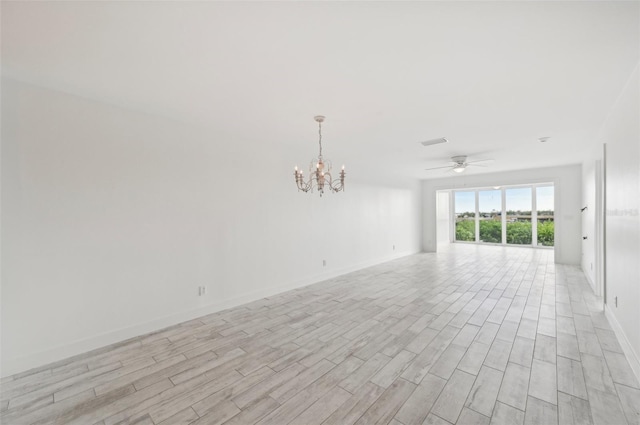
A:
<box><xmin>322</xmin><ymin>260</ymin><xmax>326</xmax><ymax>267</ymax></box>
<box><xmin>198</xmin><ymin>286</ymin><xmax>207</xmax><ymax>296</ymax></box>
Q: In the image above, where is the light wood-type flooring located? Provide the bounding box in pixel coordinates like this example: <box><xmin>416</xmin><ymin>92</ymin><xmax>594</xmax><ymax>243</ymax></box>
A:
<box><xmin>2</xmin><ymin>245</ymin><xmax>639</xmax><ymax>425</ymax></box>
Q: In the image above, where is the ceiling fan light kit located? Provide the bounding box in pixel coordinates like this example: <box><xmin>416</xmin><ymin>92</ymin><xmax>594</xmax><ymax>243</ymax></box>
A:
<box><xmin>294</xmin><ymin>115</ymin><xmax>345</xmax><ymax>197</ymax></box>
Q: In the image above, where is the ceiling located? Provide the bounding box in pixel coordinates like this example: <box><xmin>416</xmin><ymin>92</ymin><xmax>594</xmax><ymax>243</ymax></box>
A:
<box><xmin>2</xmin><ymin>1</ymin><xmax>639</xmax><ymax>180</ymax></box>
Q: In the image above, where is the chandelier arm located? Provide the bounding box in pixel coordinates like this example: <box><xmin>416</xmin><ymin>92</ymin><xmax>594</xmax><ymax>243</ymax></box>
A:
<box><xmin>330</xmin><ymin>182</ymin><xmax>344</xmax><ymax>192</ymax></box>
<box><xmin>295</xmin><ymin>174</ymin><xmax>312</xmax><ymax>192</ymax></box>
<box><xmin>329</xmin><ymin>171</ymin><xmax>345</xmax><ymax>190</ymax></box>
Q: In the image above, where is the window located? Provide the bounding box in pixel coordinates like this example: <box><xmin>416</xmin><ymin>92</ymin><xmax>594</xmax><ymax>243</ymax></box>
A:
<box><xmin>455</xmin><ymin>191</ymin><xmax>476</xmax><ymax>242</ymax></box>
<box><xmin>536</xmin><ymin>186</ymin><xmax>554</xmax><ymax>246</ymax></box>
<box><xmin>452</xmin><ymin>184</ymin><xmax>554</xmax><ymax>247</ymax></box>
<box><xmin>506</xmin><ymin>187</ymin><xmax>532</xmax><ymax>245</ymax></box>
<box><xmin>479</xmin><ymin>190</ymin><xmax>502</xmax><ymax>243</ymax></box>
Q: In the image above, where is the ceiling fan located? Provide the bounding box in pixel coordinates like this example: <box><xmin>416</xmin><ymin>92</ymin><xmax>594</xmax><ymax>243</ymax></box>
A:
<box><xmin>424</xmin><ymin>155</ymin><xmax>494</xmax><ymax>173</ymax></box>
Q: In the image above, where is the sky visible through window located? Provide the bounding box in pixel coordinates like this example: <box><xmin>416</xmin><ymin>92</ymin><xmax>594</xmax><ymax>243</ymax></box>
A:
<box><xmin>537</xmin><ymin>186</ymin><xmax>554</xmax><ymax>211</ymax></box>
<box><xmin>455</xmin><ymin>186</ymin><xmax>554</xmax><ymax>213</ymax></box>
<box><xmin>479</xmin><ymin>190</ymin><xmax>501</xmax><ymax>213</ymax></box>
<box><xmin>506</xmin><ymin>188</ymin><xmax>531</xmax><ymax>212</ymax></box>
<box><xmin>455</xmin><ymin>192</ymin><xmax>475</xmax><ymax>214</ymax></box>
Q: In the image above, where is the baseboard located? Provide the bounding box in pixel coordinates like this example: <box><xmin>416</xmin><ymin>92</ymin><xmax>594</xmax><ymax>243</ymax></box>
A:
<box><xmin>1</xmin><ymin>249</ymin><xmax>419</xmax><ymax>378</ymax></box>
<box><xmin>605</xmin><ymin>304</ymin><xmax>640</xmax><ymax>386</ymax></box>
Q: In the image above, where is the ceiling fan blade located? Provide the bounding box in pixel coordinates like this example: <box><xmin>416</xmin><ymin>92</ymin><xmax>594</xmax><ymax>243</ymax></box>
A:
<box><xmin>468</xmin><ymin>163</ymin><xmax>488</xmax><ymax>167</ymax></box>
<box><xmin>466</xmin><ymin>158</ymin><xmax>494</xmax><ymax>164</ymax></box>
<box><xmin>424</xmin><ymin>165</ymin><xmax>454</xmax><ymax>171</ymax></box>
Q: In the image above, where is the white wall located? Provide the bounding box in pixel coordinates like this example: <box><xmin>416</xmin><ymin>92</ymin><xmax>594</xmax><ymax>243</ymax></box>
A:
<box><xmin>597</xmin><ymin>64</ymin><xmax>640</xmax><ymax>380</ymax></box>
<box><xmin>422</xmin><ymin>165</ymin><xmax>582</xmax><ymax>265</ymax></box>
<box><xmin>436</xmin><ymin>191</ymin><xmax>450</xmax><ymax>246</ymax></box>
<box><xmin>581</xmin><ymin>161</ymin><xmax>595</xmax><ymax>286</ymax></box>
<box><xmin>581</xmin><ymin>156</ymin><xmax>603</xmax><ymax>295</ymax></box>
<box><xmin>1</xmin><ymin>79</ymin><xmax>422</xmax><ymax>376</ymax></box>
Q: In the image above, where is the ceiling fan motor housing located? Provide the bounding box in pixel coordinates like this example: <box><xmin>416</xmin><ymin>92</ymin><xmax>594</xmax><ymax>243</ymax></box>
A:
<box><xmin>451</xmin><ymin>155</ymin><xmax>467</xmax><ymax>164</ymax></box>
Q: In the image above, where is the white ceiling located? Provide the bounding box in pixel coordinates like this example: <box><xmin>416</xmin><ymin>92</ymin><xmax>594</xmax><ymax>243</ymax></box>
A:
<box><xmin>3</xmin><ymin>1</ymin><xmax>639</xmax><ymax>180</ymax></box>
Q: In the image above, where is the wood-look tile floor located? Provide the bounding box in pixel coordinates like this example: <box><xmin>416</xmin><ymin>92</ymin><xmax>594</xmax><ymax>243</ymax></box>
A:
<box><xmin>2</xmin><ymin>245</ymin><xmax>639</xmax><ymax>425</ymax></box>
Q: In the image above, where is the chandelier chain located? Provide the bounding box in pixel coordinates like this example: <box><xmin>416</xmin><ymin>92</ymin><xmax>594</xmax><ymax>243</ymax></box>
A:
<box><xmin>318</xmin><ymin>120</ymin><xmax>323</xmax><ymax>158</ymax></box>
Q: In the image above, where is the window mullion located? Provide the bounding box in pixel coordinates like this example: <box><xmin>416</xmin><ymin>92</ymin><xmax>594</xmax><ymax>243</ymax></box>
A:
<box><xmin>501</xmin><ymin>187</ymin><xmax>507</xmax><ymax>245</ymax></box>
<box><xmin>475</xmin><ymin>190</ymin><xmax>480</xmax><ymax>243</ymax></box>
<box><xmin>532</xmin><ymin>186</ymin><xmax>538</xmax><ymax>247</ymax></box>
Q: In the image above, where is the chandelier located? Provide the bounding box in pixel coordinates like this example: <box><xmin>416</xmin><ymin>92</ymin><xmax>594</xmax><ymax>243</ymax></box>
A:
<box><xmin>294</xmin><ymin>115</ymin><xmax>345</xmax><ymax>196</ymax></box>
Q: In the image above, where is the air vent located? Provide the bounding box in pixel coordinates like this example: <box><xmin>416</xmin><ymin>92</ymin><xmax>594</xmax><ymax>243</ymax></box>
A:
<box><xmin>420</xmin><ymin>137</ymin><xmax>448</xmax><ymax>147</ymax></box>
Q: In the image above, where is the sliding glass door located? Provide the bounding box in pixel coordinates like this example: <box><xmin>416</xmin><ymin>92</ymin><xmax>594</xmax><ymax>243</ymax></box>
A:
<box><xmin>506</xmin><ymin>187</ymin><xmax>532</xmax><ymax>245</ymax></box>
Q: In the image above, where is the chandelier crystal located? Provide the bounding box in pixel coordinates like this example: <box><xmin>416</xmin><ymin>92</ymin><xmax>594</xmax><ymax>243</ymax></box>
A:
<box><xmin>294</xmin><ymin>115</ymin><xmax>345</xmax><ymax>196</ymax></box>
